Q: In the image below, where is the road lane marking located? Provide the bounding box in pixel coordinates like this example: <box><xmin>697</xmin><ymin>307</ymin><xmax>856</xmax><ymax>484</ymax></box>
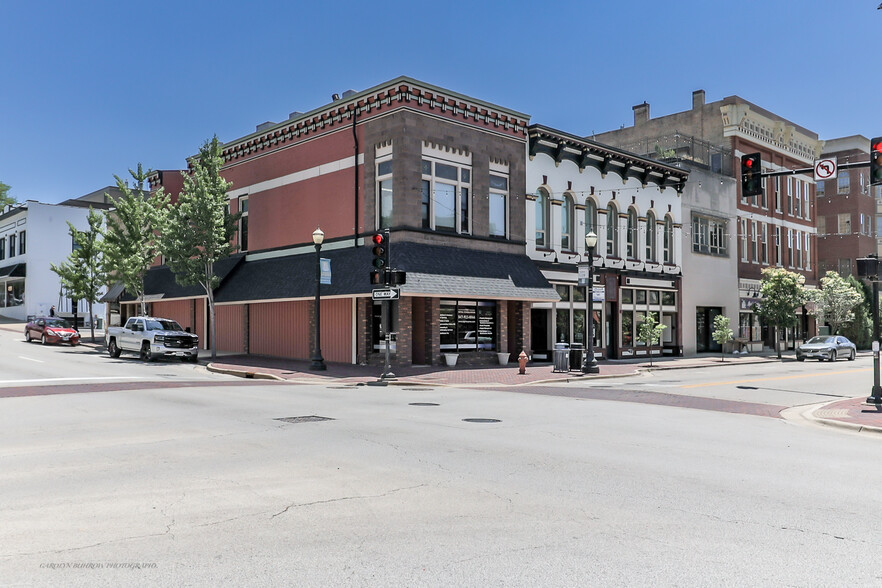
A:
<box><xmin>681</xmin><ymin>368</ymin><xmax>872</xmax><ymax>389</ymax></box>
<box><xmin>0</xmin><ymin>376</ymin><xmax>141</xmax><ymax>384</ymax></box>
<box><xmin>17</xmin><ymin>356</ymin><xmax>44</xmax><ymax>363</ymax></box>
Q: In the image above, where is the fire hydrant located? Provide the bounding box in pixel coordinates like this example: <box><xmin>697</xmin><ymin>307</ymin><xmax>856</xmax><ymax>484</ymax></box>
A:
<box><xmin>518</xmin><ymin>350</ymin><xmax>528</xmax><ymax>375</ymax></box>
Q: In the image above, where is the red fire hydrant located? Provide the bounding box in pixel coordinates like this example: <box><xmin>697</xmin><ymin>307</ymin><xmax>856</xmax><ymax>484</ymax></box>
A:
<box><xmin>518</xmin><ymin>350</ymin><xmax>528</xmax><ymax>375</ymax></box>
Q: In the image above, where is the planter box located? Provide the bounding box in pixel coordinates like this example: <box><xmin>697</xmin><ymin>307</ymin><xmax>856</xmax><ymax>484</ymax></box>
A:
<box><xmin>497</xmin><ymin>352</ymin><xmax>509</xmax><ymax>365</ymax></box>
<box><xmin>443</xmin><ymin>353</ymin><xmax>458</xmax><ymax>367</ymax></box>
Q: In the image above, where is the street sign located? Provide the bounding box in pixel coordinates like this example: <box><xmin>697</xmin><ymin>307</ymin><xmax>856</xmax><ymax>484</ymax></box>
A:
<box><xmin>814</xmin><ymin>157</ymin><xmax>837</xmax><ymax>182</ymax></box>
<box><xmin>372</xmin><ymin>287</ymin><xmax>400</xmax><ymax>301</ymax></box>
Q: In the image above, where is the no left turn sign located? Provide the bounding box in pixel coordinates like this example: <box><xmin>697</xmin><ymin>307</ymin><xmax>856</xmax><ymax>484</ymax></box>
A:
<box><xmin>814</xmin><ymin>157</ymin><xmax>837</xmax><ymax>181</ymax></box>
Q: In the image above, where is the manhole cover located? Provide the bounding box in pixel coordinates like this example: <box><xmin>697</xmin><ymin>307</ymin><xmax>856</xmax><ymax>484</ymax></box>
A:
<box><xmin>275</xmin><ymin>416</ymin><xmax>334</xmax><ymax>424</ymax></box>
<box><xmin>409</xmin><ymin>402</ymin><xmax>439</xmax><ymax>406</ymax></box>
<box><xmin>463</xmin><ymin>418</ymin><xmax>501</xmax><ymax>423</ymax></box>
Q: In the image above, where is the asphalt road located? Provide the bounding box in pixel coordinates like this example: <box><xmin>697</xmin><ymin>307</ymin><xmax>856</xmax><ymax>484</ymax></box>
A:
<box><xmin>1</xmin><ymin>329</ymin><xmax>881</xmax><ymax>586</ymax></box>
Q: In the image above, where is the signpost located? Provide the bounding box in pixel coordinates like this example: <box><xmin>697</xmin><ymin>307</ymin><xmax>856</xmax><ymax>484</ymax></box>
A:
<box><xmin>371</xmin><ymin>287</ymin><xmax>400</xmax><ymax>301</ymax></box>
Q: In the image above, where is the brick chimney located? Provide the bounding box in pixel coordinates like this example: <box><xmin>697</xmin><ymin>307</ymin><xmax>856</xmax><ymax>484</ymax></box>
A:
<box><xmin>633</xmin><ymin>101</ymin><xmax>650</xmax><ymax>125</ymax></box>
<box><xmin>692</xmin><ymin>90</ymin><xmax>706</xmax><ymax>110</ymax></box>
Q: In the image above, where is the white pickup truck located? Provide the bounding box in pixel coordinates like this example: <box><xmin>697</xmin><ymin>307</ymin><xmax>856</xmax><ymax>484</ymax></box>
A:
<box><xmin>106</xmin><ymin>316</ymin><xmax>199</xmax><ymax>362</ymax></box>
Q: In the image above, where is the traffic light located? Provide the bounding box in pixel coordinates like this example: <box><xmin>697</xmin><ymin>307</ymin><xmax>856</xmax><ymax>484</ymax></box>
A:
<box><xmin>871</xmin><ymin>137</ymin><xmax>882</xmax><ymax>186</ymax></box>
<box><xmin>741</xmin><ymin>152</ymin><xmax>762</xmax><ymax>197</ymax></box>
<box><xmin>370</xmin><ymin>231</ymin><xmax>390</xmax><ymax>285</ymax></box>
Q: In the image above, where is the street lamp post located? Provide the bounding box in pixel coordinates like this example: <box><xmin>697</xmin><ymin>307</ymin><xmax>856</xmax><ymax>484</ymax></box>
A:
<box><xmin>310</xmin><ymin>226</ymin><xmax>326</xmax><ymax>371</ymax></box>
<box><xmin>581</xmin><ymin>231</ymin><xmax>600</xmax><ymax>374</ymax></box>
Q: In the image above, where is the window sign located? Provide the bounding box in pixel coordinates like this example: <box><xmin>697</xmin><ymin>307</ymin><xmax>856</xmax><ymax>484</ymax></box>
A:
<box><xmin>440</xmin><ymin>299</ymin><xmax>496</xmax><ymax>351</ymax></box>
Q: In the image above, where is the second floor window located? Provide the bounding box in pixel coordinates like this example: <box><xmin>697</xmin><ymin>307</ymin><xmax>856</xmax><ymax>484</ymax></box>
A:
<box><xmin>838</xmin><ymin>171</ymin><xmax>850</xmax><ymax>195</ymax></box>
<box><xmin>606</xmin><ymin>203</ymin><xmax>619</xmax><ymax>257</ymax></box>
<box><xmin>0</xmin><ymin>237</ymin><xmax>5</xmax><ymax>260</ymax></box>
<box><xmin>626</xmin><ymin>208</ymin><xmax>638</xmax><ymax>258</ymax></box>
<box><xmin>663</xmin><ymin>216</ymin><xmax>673</xmax><ymax>263</ymax></box>
<box><xmin>488</xmin><ymin>174</ymin><xmax>508</xmax><ymax>238</ymax></box>
<box><xmin>422</xmin><ymin>158</ymin><xmax>470</xmax><ymax>234</ymax></box>
<box><xmin>238</xmin><ymin>197</ymin><xmax>248</xmax><ymax>252</ymax></box>
<box><xmin>18</xmin><ymin>231</ymin><xmax>25</xmax><ymax>255</ymax></box>
<box><xmin>378</xmin><ymin>158</ymin><xmax>393</xmax><ymax>229</ymax></box>
<box><xmin>561</xmin><ymin>194</ymin><xmax>574</xmax><ymax>250</ymax></box>
<box><xmin>535</xmin><ymin>188</ymin><xmax>550</xmax><ymax>247</ymax></box>
<box><xmin>646</xmin><ymin>211</ymin><xmax>657</xmax><ymax>261</ymax></box>
<box><xmin>9</xmin><ymin>234</ymin><xmax>15</xmax><ymax>258</ymax></box>
<box><xmin>691</xmin><ymin>214</ymin><xmax>727</xmax><ymax>256</ymax></box>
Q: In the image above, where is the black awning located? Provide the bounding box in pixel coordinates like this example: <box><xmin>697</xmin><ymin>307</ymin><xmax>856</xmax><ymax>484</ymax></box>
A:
<box><xmin>120</xmin><ymin>254</ymin><xmax>245</xmax><ymax>302</ymax></box>
<box><xmin>99</xmin><ymin>282</ymin><xmax>125</xmax><ymax>303</ymax></box>
<box><xmin>0</xmin><ymin>263</ymin><xmax>25</xmax><ymax>278</ymax></box>
<box><xmin>214</xmin><ymin>242</ymin><xmax>558</xmax><ymax>303</ymax></box>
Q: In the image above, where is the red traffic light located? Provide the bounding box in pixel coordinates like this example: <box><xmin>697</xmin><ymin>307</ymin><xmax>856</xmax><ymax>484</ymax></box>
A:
<box><xmin>372</xmin><ymin>233</ymin><xmax>385</xmax><ymax>245</ymax></box>
<box><xmin>745</xmin><ymin>158</ymin><xmax>755</xmax><ymax>168</ymax></box>
<box><xmin>873</xmin><ymin>140</ymin><xmax>882</xmax><ymax>154</ymax></box>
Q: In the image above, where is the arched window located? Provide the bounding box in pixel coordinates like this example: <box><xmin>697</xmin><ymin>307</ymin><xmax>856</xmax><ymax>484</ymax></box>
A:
<box><xmin>626</xmin><ymin>208</ymin><xmax>638</xmax><ymax>258</ymax></box>
<box><xmin>645</xmin><ymin>211</ymin><xmax>657</xmax><ymax>262</ymax></box>
<box><xmin>663</xmin><ymin>215</ymin><xmax>674</xmax><ymax>263</ymax></box>
<box><xmin>585</xmin><ymin>199</ymin><xmax>597</xmax><ymax>238</ymax></box>
<box><xmin>561</xmin><ymin>193</ymin><xmax>574</xmax><ymax>250</ymax></box>
<box><xmin>606</xmin><ymin>202</ymin><xmax>619</xmax><ymax>256</ymax></box>
<box><xmin>536</xmin><ymin>188</ymin><xmax>549</xmax><ymax>248</ymax></box>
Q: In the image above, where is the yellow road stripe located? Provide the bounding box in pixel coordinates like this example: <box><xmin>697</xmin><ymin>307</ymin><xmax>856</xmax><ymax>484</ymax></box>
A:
<box><xmin>681</xmin><ymin>368</ymin><xmax>872</xmax><ymax>388</ymax></box>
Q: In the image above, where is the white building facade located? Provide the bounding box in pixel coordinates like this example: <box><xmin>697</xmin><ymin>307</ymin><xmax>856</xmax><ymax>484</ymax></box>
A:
<box><xmin>0</xmin><ymin>200</ymin><xmax>108</xmax><ymax>324</ymax></box>
<box><xmin>526</xmin><ymin>125</ymin><xmax>689</xmax><ymax>359</ymax></box>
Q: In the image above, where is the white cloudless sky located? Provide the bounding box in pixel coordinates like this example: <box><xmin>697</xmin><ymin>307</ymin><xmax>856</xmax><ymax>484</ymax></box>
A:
<box><xmin>1</xmin><ymin>0</ymin><xmax>878</xmax><ymax>203</ymax></box>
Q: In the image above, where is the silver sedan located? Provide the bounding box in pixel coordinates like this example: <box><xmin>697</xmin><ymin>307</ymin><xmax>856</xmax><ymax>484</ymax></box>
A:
<box><xmin>796</xmin><ymin>335</ymin><xmax>856</xmax><ymax>362</ymax></box>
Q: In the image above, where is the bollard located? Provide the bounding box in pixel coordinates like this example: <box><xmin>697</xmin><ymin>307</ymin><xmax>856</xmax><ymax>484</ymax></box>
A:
<box><xmin>518</xmin><ymin>350</ymin><xmax>528</xmax><ymax>375</ymax></box>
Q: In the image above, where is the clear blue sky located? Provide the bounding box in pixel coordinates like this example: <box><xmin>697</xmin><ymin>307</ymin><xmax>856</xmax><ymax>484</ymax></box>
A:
<box><xmin>1</xmin><ymin>0</ymin><xmax>878</xmax><ymax>203</ymax></box>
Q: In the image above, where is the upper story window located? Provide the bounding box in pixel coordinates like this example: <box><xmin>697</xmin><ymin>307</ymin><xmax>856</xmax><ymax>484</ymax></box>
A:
<box><xmin>691</xmin><ymin>213</ymin><xmax>727</xmax><ymax>257</ymax></box>
<box><xmin>8</xmin><ymin>234</ymin><xmax>15</xmax><ymax>258</ymax></box>
<box><xmin>488</xmin><ymin>173</ymin><xmax>508</xmax><ymax>238</ymax></box>
<box><xmin>535</xmin><ymin>187</ymin><xmax>550</xmax><ymax>248</ymax></box>
<box><xmin>238</xmin><ymin>197</ymin><xmax>248</xmax><ymax>252</ymax></box>
<box><xmin>0</xmin><ymin>237</ymin><xmax>5</xmax><ymax>260</ymax></box>
<box><xmin>838</xmin><ymin>171</ymin><xmax>850</xmax><ymax>195</ymax></box>
<box><xmin>817</xmin><ymin>179</ymin><xmax>825</xmax><ymax>197</ymax></box>
<box><xmin>663</xmin><ymin>215</ymin><xmax>674</xmax><ymax>263</ymax></box>
<box><xmin>585</xmin><ymin>199</ymin><xmax>597</xmax><ymax>238</ymax></box>
<box><xmin>626</xmin><ymin>208</ymin><xmax>638</xmax><ymax>258</ymax></box>
<box><xmin>18</xmin><ymin>231</ymin><xmax>25</xmax><ymax>255</ymax></box>
<box><xmin>377</xmin><ymin>158</ymin><xmax>393</xmax><ymax>229</ymax></box>
<box><xmin>561</xmin><ymin>193</ymin><xmax>574</xmax><ymax>251</ymax></box>
<box><xmin>646</xmin><ymin>211</ymin><xmax>657</xmax><ymax>261</ymax></box>
<box><xmin>421</xmin><ymin>158</ymin><xmax>470</xmax><ymax>234</ymax></box>
<box><xmin>606</xmin><ymin>202</ymin><xmax>619</xmax><ymax>257</ymax></box>
<box><xmin>794</xmin><ymin>181</ymin><xmax>802</xmax><ymax>217</ymax></box>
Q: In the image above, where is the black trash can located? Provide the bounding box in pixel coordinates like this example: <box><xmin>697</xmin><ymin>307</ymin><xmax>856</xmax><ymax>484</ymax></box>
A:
<box><xmin>569</xmin><ymin>343</ymin><xmax>584</xmax><ymax>371</ymax></box>
<box><xmin>553</xmin><ymin>343</ymin><xmax>569</xmax><ymax>373</ymax></box>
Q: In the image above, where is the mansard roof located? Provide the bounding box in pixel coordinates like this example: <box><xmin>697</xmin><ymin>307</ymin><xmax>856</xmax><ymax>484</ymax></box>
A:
<box><xmin>528</xmin><ymin>124</ymin><xmax>690</xmax><ymax>192</ymax></box>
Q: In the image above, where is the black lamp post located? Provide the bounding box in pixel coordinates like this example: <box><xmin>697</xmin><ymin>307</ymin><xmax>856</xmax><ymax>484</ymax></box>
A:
<box><xmin>581</xmin><ymin>231</ymin><xmax>600</xmax><ymax>374</ymax></box>
<box><xmin>310</xmin><ymin>226</ymin><xmax>326</xmax><ymax>371</ymax></box>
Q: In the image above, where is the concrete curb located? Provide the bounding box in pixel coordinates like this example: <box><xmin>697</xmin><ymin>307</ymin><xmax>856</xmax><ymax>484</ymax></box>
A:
<box><xmin>205</xmin><ymin>364</ymin><xmax>285</xmax><ymax>381</ymax></box>
<box><xmin>781</xmin><ymin>399</ymin><xmax>882</xmax><ymax>436</ymax></box>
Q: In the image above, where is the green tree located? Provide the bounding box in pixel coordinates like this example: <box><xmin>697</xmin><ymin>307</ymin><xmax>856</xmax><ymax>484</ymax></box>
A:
<box><xmin>637</xmin><ymin>312</ymin><xmax>667</xmax><ymax>367</ymax></box>
<box><xmin>808</xmin><ymin>271</ymin><xmax>864</xmax><ymax>335</ymax></box>
<box><xmin>755</xmin><ymin>267</ymin><xmax>807</xmax><ymax>359</ymax></box>
<box><xmin>159</xmin><ymin>136</ymin><xmax>239</xmax><ymax>361</ymax></box>
<box><xmin>102</xmin><ymin>164</ymin><xmax>168</xmax><ymax>316</ymax></box>
<box><xmin>0</xmin><ymin>181</ymin><xmax>15</xmax><ymax>209</ymax></box>
<box><xmin>712</xmin><ymin>314</ymin><xmax>734</xmax><ymax>362</ymax></box>
<box><xmin>49</xmin><ymin>208</ymin><xmax>106</xmax><ymax>342</ymax></box>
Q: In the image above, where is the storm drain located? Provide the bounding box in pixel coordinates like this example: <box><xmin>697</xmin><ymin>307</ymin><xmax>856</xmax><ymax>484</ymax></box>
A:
<box><xmin>409</xmin><ymin>402</ymin><xmax>439</xmax><ymax>406</ymax></box>
<box><xmin>275</xmin><ymin>416</ymin><xmax>334</xmax><ymax>424</ymax></box>
<box><xmin>463</xmin><ymin>418</ymin><xmax>501</xmax><ymax>424</ymax></box>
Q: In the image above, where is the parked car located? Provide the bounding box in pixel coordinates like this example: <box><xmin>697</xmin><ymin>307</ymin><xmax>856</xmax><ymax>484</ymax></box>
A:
<box><xmin>24</xmin><ymin>317</ymin><xmax>80</xmax><ymax>346</ymax></box>
<box><xmin>105</xmin><ymin>316</ymin><xmax>199</xmax><ymax>362</ymax></box>
<box><xmin>796</xmin><ymin>335</ymin><xmax>856</xmax><ymax>362</ymax></box>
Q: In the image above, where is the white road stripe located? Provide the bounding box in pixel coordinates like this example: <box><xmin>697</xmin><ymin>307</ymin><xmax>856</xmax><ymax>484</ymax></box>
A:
<box><xmin>17</xmin><ymin>356</ymin><xmax>44</xmax><ymax>363</ymax></box>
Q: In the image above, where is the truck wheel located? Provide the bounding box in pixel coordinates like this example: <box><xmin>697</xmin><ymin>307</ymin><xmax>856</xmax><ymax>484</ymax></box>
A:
<box><xmin>108</xmin><ymin>339</ymin><xmax>121</xmax><ymax>358</ymax></box>
<box><xmin>140</xmin><ymin>342</ymin><xmax>154</xmax><ymax>362</ymax></box>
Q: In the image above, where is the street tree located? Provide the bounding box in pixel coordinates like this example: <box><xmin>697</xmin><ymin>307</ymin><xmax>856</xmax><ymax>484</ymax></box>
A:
<box><xmin>637</xmin><ymin>312</ymin><xmax>667</xmax><ymax>367</ymax></box>
<box><xmin>755</xmin><ymin>267</ymin><xmax>807</xmax><ymax>359</ymax></box>
<box><xmin>0</xmin><ymin>181</ymin><xmax>15</xmax><ymax>209</ymax></box>
<box><xmin>712</xmin><ymin>314</ymin><xmax>734</xmax><ymax>362</ymax></box>
<box><xmin>159</xmin><ymin>136</ymin><xmax>239</xmax><ymax>361</ymax></box>
<box><xmin>49</xmin><ymin>208</ymin><xmax>106</xmax><ymax>342</ymax></box>
<box><xmin>842</xmin><ymin>274</ymin><xmax>872</xmax><ymax>348</ymax></box>
<box><xmin>102</xmin><ymin>165</ymin><xmax>168</xmax><ymax>316</ymax></box>
<box><xmin>808</xmin><ymin>271</ymin><xmax>864</xmax><ymax>336</ymax></box>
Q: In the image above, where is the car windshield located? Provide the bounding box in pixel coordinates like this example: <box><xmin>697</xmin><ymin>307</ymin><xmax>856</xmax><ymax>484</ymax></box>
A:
<box><xmin>45</xmin><ymin>318</ymin><xmax>72</xmax><ymax>329</ymax></box>
<box><xmin>145</xmin><ymin>319</ymin><xmax>184</xmax><ymax>331</ymax></box>
<box><xmin>806</xmin><ymin>336</ymin><xmax>834</xmax><ymax>345</ymax></box>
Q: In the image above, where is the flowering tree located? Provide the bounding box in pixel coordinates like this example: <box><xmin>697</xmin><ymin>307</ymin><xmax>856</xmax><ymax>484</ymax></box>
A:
<box><xmin>755</xmin><ymin>267</ymin><xmax>807</xmax><ymax>359</ymax></box>
<box><xmin>808</xmin><ymin>271</ymin><xmax>864</xmax><ymax>335</ymax></box>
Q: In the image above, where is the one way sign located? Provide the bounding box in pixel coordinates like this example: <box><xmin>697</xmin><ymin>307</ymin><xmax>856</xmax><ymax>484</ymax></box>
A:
<box><xmin>372</xmin><ymin>287</ymin><xmax>400</xmax><ymax>301</ymax></box>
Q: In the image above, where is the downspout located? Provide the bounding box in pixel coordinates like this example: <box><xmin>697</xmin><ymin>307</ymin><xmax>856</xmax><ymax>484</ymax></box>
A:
<box><xmin>353</xmin><ymin>104</ymin><xmax>360</xmax><ymax>247</ymax></box>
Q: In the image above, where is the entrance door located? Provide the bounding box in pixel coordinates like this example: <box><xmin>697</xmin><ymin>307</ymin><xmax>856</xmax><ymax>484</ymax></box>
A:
<box><xmin>531</xmin><ymin>309</ymin><xmax>549</xmax><ymax>360</ymax></box>
<box><xmin>605</xmin><ymin>302</ymin><xmax>617</xmax><ymax>358</ymax></box>
<box><xmin>696</xmin><ymin>307</ymin><xmax>722</xmax><ymax>352</ymax></box>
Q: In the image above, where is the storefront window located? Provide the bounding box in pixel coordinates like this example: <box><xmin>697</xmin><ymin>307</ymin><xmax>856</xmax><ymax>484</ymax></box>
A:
<box><xmin>622</xmin><ymin>289</ymin><xmax>633</xmax><ymax>304</ymax></box>
<box><xmin>4</xmin><ymin>281</ymin><xmax>24</xmax><ymax>307</ymax></box>
<box><xmin>649</xmin><ymin>291</ymin><xmax>660</xmax><ymax>305</ymax></box>
<box><xmin>662</xmin><ymin>291</ymin><xmax>676</xmax><ymax>306</ymax></box>
<box><xmin>635</xmin><ymin>290</ymin><xmax>647</xmax><ymax>305</ymax></box>
<box><xmin>622</xmin><ymin>311</ymin><xmax>633</xmax><ymax>347</ymax></box>
<box><xmin>573</xmin><ymin>309</ymin><xmax>585</xmax><ymax>344</ymax></box>
<box><xmin>440</xmin><ymin>300</ymin><xmax>496</xmax><ymax>351</ymax></box>
<box><xmin>372</xmin><ymin>302</ymin><xmax>397</xmax><ymax>353</ymax></box>
<box><xmin>556</xmin><ymin>308</ymin><xmax>570</xmax><ymax>343</ymax></box>
<box><xmin>555</xmin><ymin>284</ymin><xmax>570</xmax><ymax>302</ymax></box>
